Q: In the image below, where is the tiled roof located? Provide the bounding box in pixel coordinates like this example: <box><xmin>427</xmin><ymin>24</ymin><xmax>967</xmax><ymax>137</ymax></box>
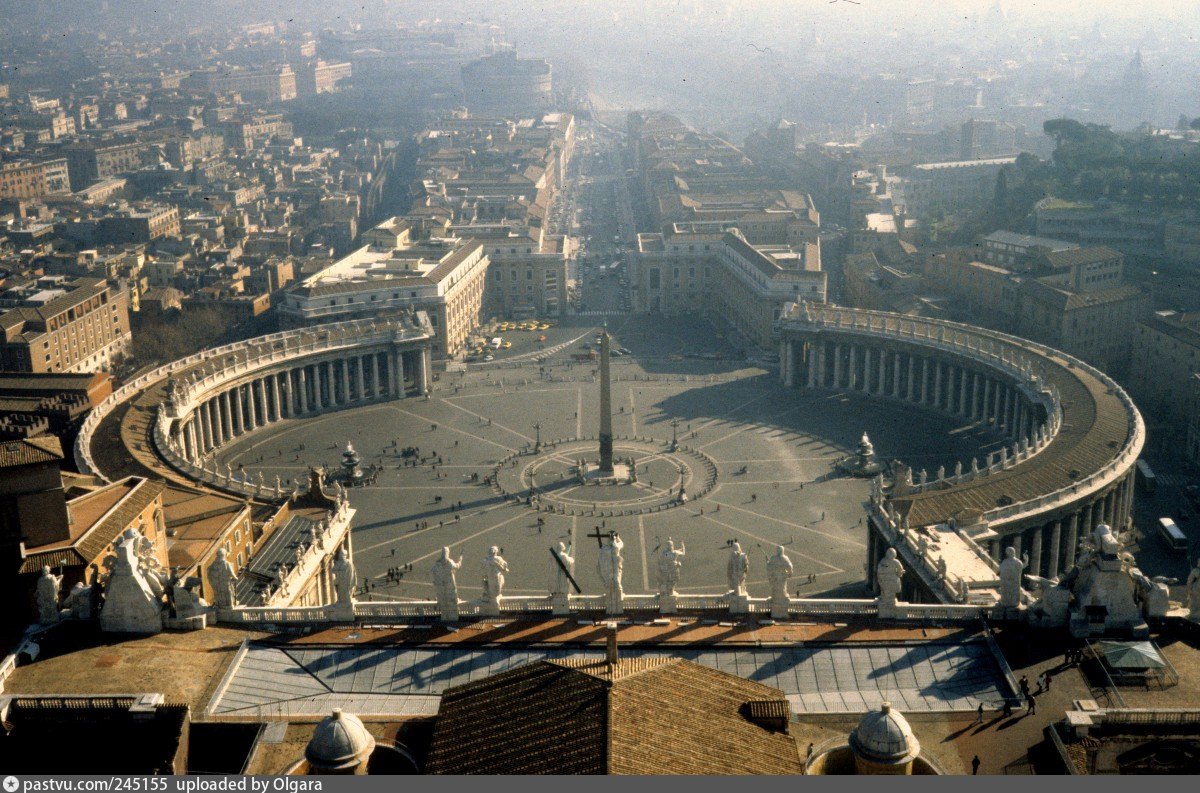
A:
<box><xmin>425</xmin><ymin>658</ymin><xmax>804</xmax><ymax>775</ymax></box>
<box><xmin>22</xmin><ymin>477</ymin><xmax>166</xmax><ymax>571</ymax></box>
<box><xmin>0</xmin><ymin>436</ymin><xmax>63</xmax><ymax>468</ymax></box>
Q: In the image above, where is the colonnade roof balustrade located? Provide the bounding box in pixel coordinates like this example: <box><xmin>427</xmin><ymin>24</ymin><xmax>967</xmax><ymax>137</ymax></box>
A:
<box><xmin>778</xmin><ymin>303</ymin><xmax>1143</xmax><ymax>532</ymax></box>
<box><xmin>76</xmin><ymin>317</ymin><xmax>433</xmax><ymax>494</ymax></box>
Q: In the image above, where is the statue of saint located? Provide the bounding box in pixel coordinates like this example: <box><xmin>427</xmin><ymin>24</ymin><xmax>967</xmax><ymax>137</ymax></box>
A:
<box><xmin>875</xmin><ymin>548</ymin><xmax>904</xmax><ymax>603</ymax></box>
<box><xmin>998</xmin><ymin>546</ymin><xmax>1026</xmax><ymax>608</ymax></box>
<box><xmin>1187</xmin><ymin>559</ymin><xmax>1200</xmax><ymax>621</ymax></box>
<box><xmin>549</xmin><ymin>542</ymin><xmax>575</xmax><ymax>596</ymax></box>
<box><xmin>726</xmin><ymin>541</ymin><xmax>749</xmax><ymax>596</ymax></box>
<box><xmin>1093</xmin><ymin>524</ymin><xmax>1121</xmax><ymax>556</ymax></box>
<box><xmin>482</xmin><ymin>546</ymin><xmax>509</xmax><ymax>602</ymax></box>
<box><xmin>597</xmin><ymin>533</ymin><xmax>625</xmax><ymax>609</ymax></box>
<box><xmin>36</xmin><ymin>566</ymin><xmax>62</xmax><ymax>624</ymax></box>
<box><xmin>332</xmin><ymin>548</ymin><xmax>356</xmax><ymax>606</ymax></box>
<box><xmin>431</xmin><ymin>546</ymin><xmax>462</xmax><ymax>611</ymax></box>
<box><xmin>656</xmin><ymin>538</ymin><xmax>686</xmax><ymax>597</ymax></box>
<box><xmin>766</xmin><ymin>546</ymin><xmax>794</xmax><ymax>604</ymax></box>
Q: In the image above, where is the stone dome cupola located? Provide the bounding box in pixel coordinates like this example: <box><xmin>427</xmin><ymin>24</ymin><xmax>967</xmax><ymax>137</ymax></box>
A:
<box><xmin>848</xmin><ymin>701</ymin><xmax>920</xmax><ymax>773</ymax></box>
<box><xmin>305</xmin><ymin>708</ymin><xmax>376</xmax><ymax>774</ymax></box>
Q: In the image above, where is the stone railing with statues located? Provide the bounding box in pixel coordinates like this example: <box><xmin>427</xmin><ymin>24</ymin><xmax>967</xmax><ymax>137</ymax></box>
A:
<box><xmin>780</xmin><ymin>301</ymin><xmax>1143</xmax><ymax>534</ymax></box>
<box><xmin>75</xmin><ymin>315</ymin><xmax>432</xmax><ymax>483</ymax></box>
<box><xmin>210</xmin><ymin>537</ymin><xmax>994</xmax><ymax>628</ymax></box>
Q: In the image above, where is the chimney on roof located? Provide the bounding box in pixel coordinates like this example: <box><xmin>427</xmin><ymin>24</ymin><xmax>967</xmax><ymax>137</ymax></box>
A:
<box><xmin>604</xmin><ymin>621</ymin><xmax>619</xmax><ymax>666</ymax></box>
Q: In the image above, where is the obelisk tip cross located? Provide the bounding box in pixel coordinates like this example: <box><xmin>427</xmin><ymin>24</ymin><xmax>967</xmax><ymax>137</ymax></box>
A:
<box><xmin>598</xmin><ymin>329</ymin><xmax>614</xmax><ymax>473</ymax></box>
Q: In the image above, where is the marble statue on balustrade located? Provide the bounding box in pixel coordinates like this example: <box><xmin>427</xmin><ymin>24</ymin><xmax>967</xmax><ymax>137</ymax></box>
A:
<box><xmin>208</xmin><ymin>548</ymin><xmax>238</xmax><ymax>610</ymax></box>
<box><xmin>1186</xmin><ymin>560</ymin><xmax>1200</xmax><ymax>621</ymax></box>
<box><xmin>482</xmin><ymin>546</ymin><xmax>510</xmax><ymax>605</ymax></box>
<box><xmin>726</xmin><ymin>541</ymin><xmax>749</xmax><ymax>597</ymax></box>
<box><xmin>36</xmin><ymin>566</ymin><xmax>62</xmax><ymax>624</ymax></box>
<box><xmin>432</xmin><ymin>547</ymin><xmax>462</xmax><ymax>620</ymax></box>
<box><xmin>875</xmin><ymin>548</ymin><xmax>904</xmax><ymax>604</ymax></box>
<box><xmin>99</xmin><ymin>529</ymin><xmax>165</xmax><ymax>634</ymax></box>
<box><xmin>171</xmin><ymin>574</ymin><xmax>209</xmax><ymax>621</ymax></box>
<box><xmin>332</xmin><ymin>548</ymin><xmax>357</xmax><ymax>612</ymax></box>
<box><xmin>62</xmin><ymin>582</ymin><xmax>96</xmax><ymax>620</ymax></box>
<box><xmin>998</xmin><ymin>546</ymin><xmax>1026</xmax><ymax>609</ymax></box>
<box><xmin>766</xmin><ymin>546</ymin><xmax>794</xmax><ymax>615</ymax></box>
<box><xmin>1026</xmin><ymin>523</ymin><xmax>1166</xmax><ymax>638</ymax></box>
<box><xmin>656</xmin><ymin>539</ymin><xmax>686</xmax><ymax>598</ymax></box>
<box><xmin>598</xmin><ymin>533</ymin><xmax>625</xmax><ymax>613</ymax></box>
<box><xmin>549</xmin><ymin>542</ymin><xmax>575</xmax><ymax>596</ymax></box>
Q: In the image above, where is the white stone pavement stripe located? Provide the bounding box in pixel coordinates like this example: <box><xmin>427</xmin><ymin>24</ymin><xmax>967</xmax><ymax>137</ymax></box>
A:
<box><xmin>435</xmin><ymin>398</ymin><xmax>537</xmax><ymax>444</ymax></box>
<box><xmin>686</xmin><ymin>507</ymin><xmax>844</xmax><ymax>574</ymax></box>
<box><xmin>704</xmin><ymin>497</ymin><xmax>868</xmax><ymax>550</ymax></box>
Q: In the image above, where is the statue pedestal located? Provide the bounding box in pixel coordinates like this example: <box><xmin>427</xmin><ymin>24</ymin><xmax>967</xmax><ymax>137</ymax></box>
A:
<box><xmin>606</xmin><ymin>596</ymin><xmax>624</xmax><ymax>616</ymax></box>
<box><xmin>727</xmin><ymin>592</ymin><xmax>750</xmax><ymax>615</ymax></box>
<box><xmin>876</xmin><ymin>595</ymin><xmax>900</xmax><ymax>619</ymax></box>
<box><xmin>331</xmin><ymin>600</ymin><xmax>355</xmax><ymax>622</ymax></box>
<box><xmin>659</xmin><ymin>594</ymin><xmax>677</xmax><ymax>614</ymax></box>
<box><xmin>481</xmin><ymin>597</ymin><xmax>501</xmax><ymax>617</ymax></box>
<box><xmin>551</xmin><ymin>593</ymin><xmax>570</xmax><ymax>616</ymax></box>
<box><xmin>439</xmin><ymin>602</ymin><xmax>460</xmax><ymax>623</ymax></box>
<box><xmin>770</xmin><ymin>598</ymin><xmax>790</xmax><ymax>620</ymax></box>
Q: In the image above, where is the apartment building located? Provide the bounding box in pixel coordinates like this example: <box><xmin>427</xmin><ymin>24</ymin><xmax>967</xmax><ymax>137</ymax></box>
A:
<box><xmin>278</xmin><ymin>220</ymin><xmax>488</xmax><ymax>358</ymax></box>
<box><xmin>634</xmin><ymin>228</ymin><xmax>826</xmax><ymax>349</ymax></box>
<box><xmin>0</xmin><ymin>158</ymin><xmax>71</xmax><ymax>199</ymax></box>
<box><xmin>0</xmin><ymin>277</ymin><xmax>132</xmax><ymax>373</ymax></box>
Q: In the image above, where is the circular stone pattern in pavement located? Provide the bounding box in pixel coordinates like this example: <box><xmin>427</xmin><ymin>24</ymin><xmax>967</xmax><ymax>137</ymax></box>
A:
<box><xmin>491</xmin><ymin>437</ymin><xmax>719</xmax><ymax>516</ymax></box>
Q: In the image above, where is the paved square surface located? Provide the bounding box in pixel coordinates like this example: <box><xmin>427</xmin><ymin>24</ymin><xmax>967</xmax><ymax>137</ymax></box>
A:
<box><xmin>217</xmin><ymin>315</ymin><xmax>1005</xmax><ymax>603</ymax></box>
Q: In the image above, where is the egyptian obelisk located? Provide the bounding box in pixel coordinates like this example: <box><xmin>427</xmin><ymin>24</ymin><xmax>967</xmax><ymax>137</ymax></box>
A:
<box><xmin>598</xmin><ymin>327</ymin><xmax>614</xmax><ymax>473</ymax></box>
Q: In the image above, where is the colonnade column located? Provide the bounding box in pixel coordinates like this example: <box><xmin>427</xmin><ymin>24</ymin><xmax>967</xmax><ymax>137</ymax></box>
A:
<box><xmin>230</xmin><ymin>387</ymin><xmax>243</xmax><ymax>436</ymax></box>
<box><xmin>833</xmin><ymin>344</ymin><xmax>843</xmax><ymax>388</ymax></box>
<box><xmin>920</xmin><ymin>358</ymin><xmax>930</xmax><ymax>405</ymax></box>
<box><xmin>933</xmin><ymin>360</ymin><xmax>943</xmax><ymax>408</ymax></box>
<box><xmin>342</xmin><ymin>359</ymin><xmax>353</xmax><ymax>404</ymax></box>
<box><xmin>298</xmin><ymin>367</ymin><xmax>310</xmax><ymax>413</ymax></box>
<box><xmin>372</xmin><ymin>354</ymin><xmax>382</xmax><ymax>398</ymax></box>
<box><xmin>1029</xmin><ymin>528</ymin><xmax>1043</xmax><ymax>578</ymax></box>
<box><xmin>420</xmin><ymin>348</ymin><xmax>430</xmax><ymax>394</ymax></box>
<box><xmin>394</xmin><ymin>350</ymin><xmax>406</xmax><ymax>398</ymax></box>
<box><xmin>198</xmin><ymin>403</ymin><xmax>212</xmax><ymax>452</ymax></box>
<box><xmin>220</xmin><ymin>391</ymin><xmax>232</xmax><ymax>442</ymax></box>
<box><xmin>249</xmin><ymin>381</ymin><xmax>261</xmax><ymax>430</ymax></box>
<box><xmin>877</xmin><ymin>348</ymin><xmax>886</xmax><ymax>395</ymax></box>
<box><xmin>892</xmin><ymin>352</ymin><xmax>901</xmax><ymax>398</ymax></box>
<box><xmin>355</xmin><ymin>356</ymin><xmax>366</xmax><ymax>401</ymax></box>
<box><xmin>1048</xmin><ymin>520</ymin><xmax>1063</xmax><ymax>577</ymax></box>
<box><xmin>1065</xmin><ymin>513</ymin><xmax>1080</xmax><ymax>567</ymax></box>
<box><xmin>271</xmin><ymin>374</ymin><xmax>283</xmax><ymax>421</ymax></box>
<box><xmin>314</xmin><ymin>364</ymin><xmax>326</xmax><ymax>410</ymax></box>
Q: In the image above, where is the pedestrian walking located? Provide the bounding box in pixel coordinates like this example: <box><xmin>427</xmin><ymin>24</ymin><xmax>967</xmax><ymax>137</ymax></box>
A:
<box><xmin>971</xmin><ymin>755</ymin><xmax>981</xmax><ymax>775</ymax></box>
<box><xmin>1019</xmin><ymin>675</ymin><xmax>1029</xmax><ymax>698</ymax></box>
<box><xmin>1026</xmin><ymin>692</ymin><xmax>1036</xmax><ymax>715</ymax></box>
<box><xmin>1042</xmin><ymin>671</ymin><xmax>1052</xmax><ymax>691</ymax></box>
<box><xmin>976</xmin><ymin>703</ymin><xmax>984</xmax><ymax>724</ymax></box>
